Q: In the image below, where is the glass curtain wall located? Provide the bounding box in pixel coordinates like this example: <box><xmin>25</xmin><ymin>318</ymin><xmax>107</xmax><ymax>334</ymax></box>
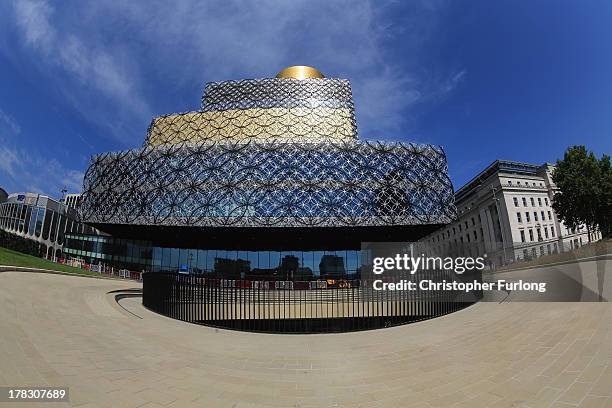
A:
<box><xmin>63</xmin><ymin>234</ymin><xmax>362</xmax><ymax>279</ymax></box>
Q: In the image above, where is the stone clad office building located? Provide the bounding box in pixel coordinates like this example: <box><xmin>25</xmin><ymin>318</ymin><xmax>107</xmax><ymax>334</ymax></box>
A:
<box><xmin>422</xmin><ymin>160</ymin><xmax>601</xmax><ymax>267</ymax></box>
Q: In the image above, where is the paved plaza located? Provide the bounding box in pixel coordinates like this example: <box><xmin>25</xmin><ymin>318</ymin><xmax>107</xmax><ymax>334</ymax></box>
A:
<box><xmin>0</xmin><ymin>266</ymin><xmax>611</xmax><ymax>408</ymax></box>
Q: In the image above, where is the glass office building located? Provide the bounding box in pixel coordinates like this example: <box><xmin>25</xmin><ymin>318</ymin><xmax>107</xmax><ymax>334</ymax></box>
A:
<box><xmin>0</xmin><ymin>193</ymin><xmax>92</xmax><ymax>260</ymax></box>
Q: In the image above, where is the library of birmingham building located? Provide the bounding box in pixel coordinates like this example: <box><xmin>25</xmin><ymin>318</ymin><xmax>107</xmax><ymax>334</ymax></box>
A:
<box><xmin>68</xmin><ymin>66</ymin><xmax>476</xmax><ymax>332</ymax></box>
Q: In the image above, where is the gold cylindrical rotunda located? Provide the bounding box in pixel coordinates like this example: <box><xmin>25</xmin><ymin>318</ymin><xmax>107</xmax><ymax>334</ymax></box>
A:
<box><xmin>276</xmin><ymin>66</ymin><xmax>325</xmax><ymax>80</ymax></box>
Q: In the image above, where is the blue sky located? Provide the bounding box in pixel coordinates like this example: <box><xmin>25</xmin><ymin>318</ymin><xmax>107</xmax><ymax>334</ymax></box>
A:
<box><xmin>0</xmin><ymin>0</ymin><xmax>610</xmax><ymax>197</ymax></box>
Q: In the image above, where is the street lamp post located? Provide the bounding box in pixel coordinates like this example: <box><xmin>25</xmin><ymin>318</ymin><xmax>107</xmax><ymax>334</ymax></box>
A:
<box><xmin>491</xmin><ymin>186</ymin><xmax>508</xmax><ymax>265</ymax></box>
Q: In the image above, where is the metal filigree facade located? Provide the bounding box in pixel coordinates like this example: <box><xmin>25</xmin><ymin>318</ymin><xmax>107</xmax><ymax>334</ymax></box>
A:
<box><xmin>145</xmin><ymin>78</ymin><xmax>357</xmax><ymax>145</ymax></box>
<box><xmin>80</xmin><ymin>75</ymin><xmax>456</xmax><ymax>230</ymax></box>
<box><xmin>80</xmin><ymin>141</ymin><xmax>454</xmax><ymax>227</ymax></box>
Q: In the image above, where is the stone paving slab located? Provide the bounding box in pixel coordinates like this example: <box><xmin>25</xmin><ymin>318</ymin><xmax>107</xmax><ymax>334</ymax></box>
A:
<box><xmin>0</xmin><ymin>270</ymin><xmax>610</xmax><ymax>407</ymax></box>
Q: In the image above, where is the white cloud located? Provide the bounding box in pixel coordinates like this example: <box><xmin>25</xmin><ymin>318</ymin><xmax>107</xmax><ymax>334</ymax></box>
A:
<box><xmin>0</xmin><ymin>109</ymin><xmax>21</xmax><ymax>135</ymax></box>
<box><xmin>0</xmin><ymin>146</ymin><xmax>20</xmax><ymax>178</ymax></box>
<box><xmin>12</xmin><ymin>0</ymin><xmax>54</xmax><ymax>51</ymax></box>
<box><xmin>12</xmin><ymin>0</ymin><xmax>151</xmax><ymax>144</ymax></box>
<box><xmin>352</xmin><ymin>69</ymin><xmax>422</xmax><ymax>139</ymax></box>
<box><xmin>0</xmin><ymin>144</ymin><xmax>84</xmax><ymax>196</ymax></box>
<box><xmin>8</xmin><ymin>0</ymin><xmax>463</xmax><ymax>144</ymax></box>
<box><xmin>111</xmin><ymin>0</ymin><xmax>463</xmax><ymax>137</ymax></box>
<box><xmin>437</xmin><ymin>69</ymin><xmax>467</xmax><ymax>98</ymax></box>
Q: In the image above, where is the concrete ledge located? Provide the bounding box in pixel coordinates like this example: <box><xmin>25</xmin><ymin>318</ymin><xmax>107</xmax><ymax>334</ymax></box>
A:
<box><xmin>0</xmin><ymin>264</ymin><xmax>141</xmax><ymax>282</ymax></box>
<box><xmin>490</xmin><ymin>253</ymin><xmax>612</xmax><ymax>274</ymax></box>
<box><xmin>485</xmin><ymin>256</ymin><xmax>611</xmax><ymax>302</ymax></box>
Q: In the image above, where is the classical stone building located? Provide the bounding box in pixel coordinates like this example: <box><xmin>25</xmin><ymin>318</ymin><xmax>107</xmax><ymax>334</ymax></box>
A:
<box><xmin>422</xmin><ymin>160</ymin><xmax>601</xmax><ymax>267</ymax></box>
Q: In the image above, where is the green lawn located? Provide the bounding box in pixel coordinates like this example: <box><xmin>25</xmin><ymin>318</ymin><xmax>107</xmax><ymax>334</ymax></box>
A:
<box><xmin>0</xmin><ymin>246</ymin><xmax>101</xmax><ymax>277</ymax></box>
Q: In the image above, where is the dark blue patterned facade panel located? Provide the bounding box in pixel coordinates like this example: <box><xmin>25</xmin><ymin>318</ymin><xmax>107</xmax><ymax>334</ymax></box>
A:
<box><xmin>202</xmin><ymin>78</ymin><xmax>353</xmax><ymax>111</ymax></box>
<box><xmin>80</xmin><ymin>141</ymin><xmax>456</xmax><ymax>227</ymax></box>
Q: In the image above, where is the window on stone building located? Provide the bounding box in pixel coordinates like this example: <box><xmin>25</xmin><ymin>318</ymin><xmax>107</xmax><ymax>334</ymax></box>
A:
<box><xmin>513</xmin><ymin>197</ymin><xmax>518</xmax><ymax>206</ymax></box>
<box><xmin>520</xmin><ymin>230</ymin><xmax>525</xmax><ymax>242</ymax></box>
<box><xmin>517</xmin><ymin>212</ymin><xmax>522</xmax><ymax>223</ymax></box>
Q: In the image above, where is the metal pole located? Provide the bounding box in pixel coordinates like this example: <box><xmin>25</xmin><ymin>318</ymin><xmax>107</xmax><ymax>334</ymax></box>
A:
<box><xmin>491</xmin><ymin>186</ymin><xmax>508</xmax><ymax>265</ymax></box>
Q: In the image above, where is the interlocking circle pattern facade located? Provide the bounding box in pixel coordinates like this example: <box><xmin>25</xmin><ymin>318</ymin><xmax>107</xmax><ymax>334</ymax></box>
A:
<box><xmin>146</xmin><ymin>78</ymin><xmax>357</xmax><ymax>145</ymax></box>
<box><xmin>80</xmin><ymin>141</ymin><xmax>455</xmax><ymax>227</ymax></box>
<box><xmin>80</xmin><ymin>76</ymin><xmax>456</xmax><ymax>229</ymax></box>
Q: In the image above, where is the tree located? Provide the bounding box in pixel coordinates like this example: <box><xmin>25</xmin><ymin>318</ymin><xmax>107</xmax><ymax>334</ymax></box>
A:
<box><xmin>595</xmin><ymin>154</ymin><xmax>612</xmax><ymax>238</ymax></box>
<box><xmin>552</xmin><ymin>146</ymin><xmax>612</xmax><ymax>239</ymax></box>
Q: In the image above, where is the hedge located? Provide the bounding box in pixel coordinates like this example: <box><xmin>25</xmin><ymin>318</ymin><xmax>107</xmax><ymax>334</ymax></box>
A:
<box><xmin>0</xmin><ymin>229</ymin><xmax>45</xmax><ymax>258</ymax></box>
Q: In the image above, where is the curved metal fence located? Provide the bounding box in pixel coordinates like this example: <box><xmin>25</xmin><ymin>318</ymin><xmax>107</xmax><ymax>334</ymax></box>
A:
<box><xmin>143</xmin><ymin>271</ymin><xmax>482</xmax><ymax>333</ymax></box>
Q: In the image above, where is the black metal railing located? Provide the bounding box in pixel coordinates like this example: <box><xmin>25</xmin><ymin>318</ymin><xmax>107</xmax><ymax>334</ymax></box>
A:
<box><xmin>143</xmin><ymin>271</ymin><xmax>482</xmax><ymax>333</ymax></box>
